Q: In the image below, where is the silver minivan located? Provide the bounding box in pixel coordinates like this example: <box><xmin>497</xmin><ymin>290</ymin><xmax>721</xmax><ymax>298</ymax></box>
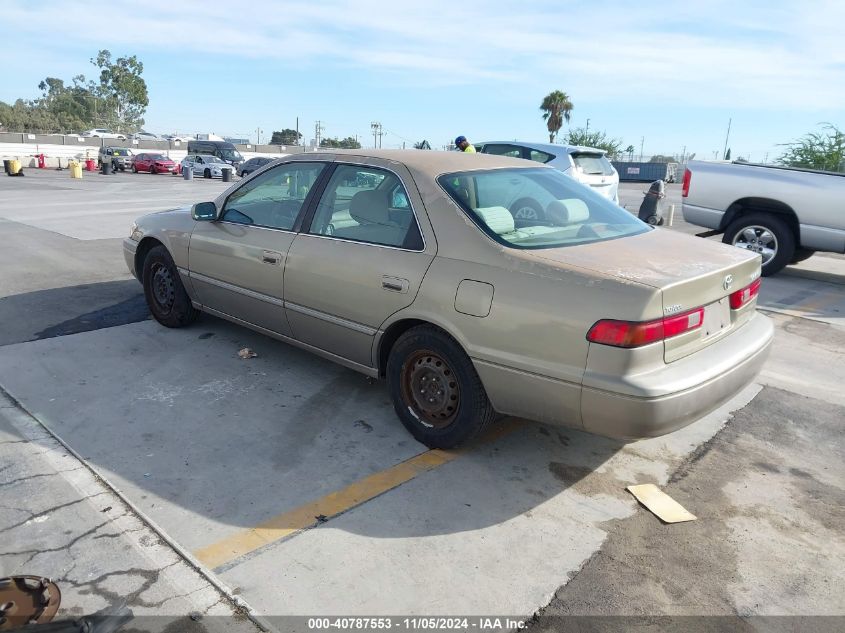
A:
<box><xmin>476</xmin><ymin>141</ymin><xmax>620</xmax><ymax>211</ymax></box>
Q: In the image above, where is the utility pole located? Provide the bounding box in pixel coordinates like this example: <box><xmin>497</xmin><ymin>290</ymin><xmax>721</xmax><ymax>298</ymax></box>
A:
<box><xmin>296</xmin><ymin>117</ymin><xmax>299</xmax><ymax>145</ymax></box>
<box><xmin>585</xmin><ymin>118</ymin><xmax>590</xmax><ymax>137</ymax></box>
<box><xmin>256</xmin><ymin>128</ymin><xmax>262</xmax><ymax>144</ymax></box>
<box><xmin>639</xmin><ymin>136</ymin><xmax>644</xmax><ymax>162</ymax></box>
<box><xmin>723</xmin><ymin>118</ymin><xmax>732</xmax><ymax>159</ymax></box>
<box><xmin>371</xmin><ymin>121</ymin><xmax>382</xmax><ymax>149</ymax></box>
<box><xmin>315</xmin><ymin>120</ymin><xmax>325</xmax><ymax>147</ymax></box>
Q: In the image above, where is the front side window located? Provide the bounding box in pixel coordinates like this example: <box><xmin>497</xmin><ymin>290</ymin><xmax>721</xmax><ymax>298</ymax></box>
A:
<box><xmin>438</xmin><ymin>167</ymin><xmax>647</xmax><ymax>249</ymax></box>
<box><xmin>221</xmin><ymin>162</ymin><xmax>326</xmax><ymax>231</ymax></box>
<box><xmin>308</xmin><ymin>164</ymin><xmax>423</xmax><ymax>250</ymax></box>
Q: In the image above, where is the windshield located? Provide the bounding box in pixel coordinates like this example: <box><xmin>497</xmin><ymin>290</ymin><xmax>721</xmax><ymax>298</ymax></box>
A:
<box><xmin>219</xmin><ymin>148</ymin><xmax>243</xmax><ymax>161</ymax></box>
<box><xmin>149</xmin><ymin>154</ymin><xmax>167</xmax><ymax>160</ymax></box>
<box><xmin>205</xmin><ymin>156</ymin><xmax>226</xmax><ymax>164</ymax></box>
<box><xmin>111</xmin><ymin>149</ymin><xmax>130</xmax><ymax>156</ymax></box>
<box><xmin>571</xmin><ymin>152</ymin><xmax>614</xmax><ymax>176</ymax></box>
<box><xmin>438</xmin><ymin>167</ymin><xmax>647</xmax><ymax>249</ymax></box>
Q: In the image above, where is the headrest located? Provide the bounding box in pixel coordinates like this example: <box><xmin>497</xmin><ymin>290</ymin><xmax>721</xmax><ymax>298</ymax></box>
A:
<box><xmin>475</xmin><ymin>206</ymin><xmax>515</xmax><ymax>235</ymax></box>
<box><xmin>350</xmin><ymin>190</ymin><xmax>390</xmax><ymax>225</ymax></box>
<box><xmin>546</xmin><ymin>198</ymin><xmax>590</xmax><ymax>224</ymax></box>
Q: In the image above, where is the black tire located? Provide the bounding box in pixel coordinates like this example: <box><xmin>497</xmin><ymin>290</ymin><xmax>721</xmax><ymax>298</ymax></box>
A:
<box><xmin>204</xmin><ymin>168</ymin><xmax>211</xmax><ymax>179</ymax></box>
<box><xmin>386</xmin><ymin>325</ymin><xmax>496</xmax><ymax>449</ymax></box>
<box><xmin>241</xmin><ymin>170</ymin><xmax>249</xmax><ymax>177</ymax></box>
<box><xmin>142</xmin><ymin>245</ymin><xmax>198</xmax><ymax>328</ymax></box>
<box><xmin>509</xmin><ymin>197</ymin><xmax>543</xmax><ymax>221</ymax></box>
<box><xmin>791</xmin><ymin>248</ymin><xmax>815</xmax><ymax>264</ymax></box>
<box><xmin>723</xmin><ymin>212</ymin><xmax>795</xmax><ymax>277</ymax></box>
<box><xmin>150</xmin><ymin>165</ymin><xmax>157</xmax><ymax>174</ymax></box>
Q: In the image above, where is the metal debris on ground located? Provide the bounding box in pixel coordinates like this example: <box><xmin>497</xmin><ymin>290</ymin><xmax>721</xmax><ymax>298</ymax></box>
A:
<box><xmin>237</xmin><ymin>348</ymin><xmax>258</xmax><ymax>359</ymax></box>
<box><xmin>626</xmin><ymin>483</ymin><xmax>697</xmax><ymax>523</ymax></box>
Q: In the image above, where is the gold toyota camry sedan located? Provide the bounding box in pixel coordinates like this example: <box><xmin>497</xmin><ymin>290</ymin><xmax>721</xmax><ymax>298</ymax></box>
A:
<box><xmin>124</xmin><ymin>150</ymin><xmax>773</xmax><ymax>448</ymax></box>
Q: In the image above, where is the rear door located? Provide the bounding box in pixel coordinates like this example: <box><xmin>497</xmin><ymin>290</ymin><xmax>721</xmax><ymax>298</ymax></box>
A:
<box><xmin>188</xmin><ymin>161</ymin><xmax>329</xmax><ymax>335</ymax></box>
<box><xmin>283</xmin><ymin>160</ymin><xmax>435</xmax><ymax>367</ymax></box>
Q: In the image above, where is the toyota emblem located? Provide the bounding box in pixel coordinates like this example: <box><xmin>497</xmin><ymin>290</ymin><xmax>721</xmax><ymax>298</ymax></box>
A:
<box><xmin>723</xmin><ymin>274</ymin><xmax>734</xmax><ymax>290</ymax></box>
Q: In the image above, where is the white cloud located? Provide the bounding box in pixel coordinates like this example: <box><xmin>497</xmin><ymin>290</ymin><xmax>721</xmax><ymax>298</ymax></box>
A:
<box><xmin>2</xmin><ymin>0</ymin><xmax>843</xmax><ymax>110</ymax></box>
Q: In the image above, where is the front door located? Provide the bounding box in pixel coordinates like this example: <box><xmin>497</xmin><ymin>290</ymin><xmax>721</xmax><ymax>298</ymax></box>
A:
<box><xmin>283</xmin><ymin>162</ymin><xmax>435</xmax><ymax>367</ymax></box>
<box><xmin>188</xmin><ymin>161</ymin><xmax>328</xmax><ymax>336</ymax></box>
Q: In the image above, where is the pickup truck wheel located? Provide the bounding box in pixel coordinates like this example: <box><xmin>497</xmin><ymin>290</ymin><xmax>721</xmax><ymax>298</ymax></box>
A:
<box><xmin>791</xmin><ymin>248</ymin><xmax>815</xmax><ymax>264</ymax></box>
<box><xmin>387</xmin><ymin>326</ymin><xmax>496</xmax><ymax>449</ymax></box>
<box><xmin>723</xmin><ymin>213</ymin><xmax>795</xmax><ymax>277</ymax></box>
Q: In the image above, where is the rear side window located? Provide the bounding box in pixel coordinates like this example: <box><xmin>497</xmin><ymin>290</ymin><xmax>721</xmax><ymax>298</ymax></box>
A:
<box><xmin>480</xmin><ymin>144</ymin><xmax>524</xmax><ymax>159</ymax></box>
<box><xmin>529</xmin><ymin>149</ymin><xmax>554</xmax><ymax>163</ymax></box>
<box><xmin>308</xmin><ymin>164</ymin><xmax>424</xmax><ymax>250</ymax></box>
<box><xmin>571</xmin><ymin>153</ymin><xmax>614</xmax><ymax>176</ymax></box>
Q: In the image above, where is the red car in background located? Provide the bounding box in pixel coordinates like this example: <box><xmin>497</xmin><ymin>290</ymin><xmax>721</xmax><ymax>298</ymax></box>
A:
<box><xmin>132</xmin><ymin>153</ymin><xmax>177</xmax><ymax>174</ymax></box>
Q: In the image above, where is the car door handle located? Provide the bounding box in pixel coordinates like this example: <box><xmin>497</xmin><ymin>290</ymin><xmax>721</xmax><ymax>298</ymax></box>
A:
<box><xmin>382</xmin><ymin>276</ymin><xmax>409</xmax><ymax>293</ymax></box>
<box><xmin>262</xmin><ymin>250</ymin><xmax>282</xmax><ymax>265</ymax></box>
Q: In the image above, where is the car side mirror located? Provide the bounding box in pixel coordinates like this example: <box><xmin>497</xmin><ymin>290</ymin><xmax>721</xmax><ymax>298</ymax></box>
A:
<box><xmin>192</xmin><ymin>202</ymin><xmax>218</xmax><ymax>221</ymax></box>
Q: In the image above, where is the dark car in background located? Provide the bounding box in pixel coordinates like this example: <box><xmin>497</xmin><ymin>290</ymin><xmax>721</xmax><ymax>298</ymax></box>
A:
<box><xmin>237</xmin><ymin>156</ymin><xmax>275</xmax><ymax>177</ymax></box>
<box><xmin>98</xmin><ymin>146</ymin><xmax>133</xmax><ymax>171</ymax></box>
<box><xmin>132</xmin><ymin>153</ymin><xmax>177</xmax><ymax>174</ymax></box>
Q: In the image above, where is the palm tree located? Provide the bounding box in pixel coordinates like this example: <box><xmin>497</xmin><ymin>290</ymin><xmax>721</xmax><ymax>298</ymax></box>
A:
<box><xmin>540</xmin><ymin>90</ymin><xmax>574</xmax><ymax>143</ymax></box>
<box><xmin>625</xmin><ymin>144</ymin><xmax>635</xmax><ymax>161</ymax></box>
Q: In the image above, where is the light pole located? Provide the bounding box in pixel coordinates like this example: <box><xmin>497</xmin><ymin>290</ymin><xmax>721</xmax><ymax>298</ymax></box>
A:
<box><xmin>585</xmin><ymin>118</ymin><xmax>590</xmax><ymax>137</ymax></box>
<box><xmin>256</xmin><ymin>128</ymin><xmax>262</xmax><ymax>145</ymax></box>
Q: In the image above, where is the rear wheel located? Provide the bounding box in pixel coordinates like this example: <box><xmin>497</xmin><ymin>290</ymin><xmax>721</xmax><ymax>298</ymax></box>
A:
<box><xmin>723</xmin><ymin>212</ymin><xmax>795</xmax><ymax>277</ymax></box>
<box><xmin>387</xmin><ymin>326</ymin><xmax>495</xmax><ymax>448</ymax></box>
<box><xmin>142</xmin><ymin>245</ymin><xmax>198</xmax><ymax>328</ymax></box>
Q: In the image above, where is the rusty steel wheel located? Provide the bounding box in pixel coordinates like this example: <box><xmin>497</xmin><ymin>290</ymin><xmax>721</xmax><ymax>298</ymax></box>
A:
<box><xmin>387</xmin><ymin>325</ymin><xmax>496</xmax><ymax>448</ymax></box>
<box><xmin>400</xmin><ymin>349</ymin><xmax>461</xmax><ymax>429</ymax></box>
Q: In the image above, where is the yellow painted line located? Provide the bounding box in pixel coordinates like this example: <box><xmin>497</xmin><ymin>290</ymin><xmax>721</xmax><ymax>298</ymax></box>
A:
<box><xmin>194</xmin><ymin>419</ymin><xmax>523</xmax><ymax>570</ymax></box>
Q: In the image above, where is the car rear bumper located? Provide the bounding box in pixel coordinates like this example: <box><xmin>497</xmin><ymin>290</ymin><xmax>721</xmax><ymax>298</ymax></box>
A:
<box><xmin>580</xmin><ymin>311</ymin><xmax>773</xmax><ymax>439</ymax></box>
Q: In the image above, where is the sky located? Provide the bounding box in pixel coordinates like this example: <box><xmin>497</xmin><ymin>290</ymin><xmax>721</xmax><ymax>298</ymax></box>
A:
<box><xmin>1</xmin><ymin>0</ymin><xmax>843</xmax><ymax>161</ymax></box>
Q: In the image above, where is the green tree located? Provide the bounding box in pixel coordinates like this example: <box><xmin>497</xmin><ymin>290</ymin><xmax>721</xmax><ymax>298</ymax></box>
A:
<box><xmin>319</xmin><ymin>136</ymin><xmax>362</xmax><ymax>149</ymax></box>
<box><xmin>540</xmin><ymin>90</ymin><xmax>574</xmax><ymax>143</ymax></box>
<box><xmin>778</xmin><ymin>124</ymin><xmax>844</xmax><ymax>172</ymax></box>
<box><xmin>649</xmin><ymin>154</ymin><xmax>676</xmax><ymax>163</ymax></box>
<box><xmin>566</xmin><ymin>127</ymin><xmax>623</xmax><ymax>158</ymax></box>
<box><xmin>270</xmin><ymin>128</ymin><xmax>302</xmax><ymax>145</ymax></box>
<box><xmin>90</xmin><ymin>50</ymin><xmax>148</xmax><ymax>132</ymax></box>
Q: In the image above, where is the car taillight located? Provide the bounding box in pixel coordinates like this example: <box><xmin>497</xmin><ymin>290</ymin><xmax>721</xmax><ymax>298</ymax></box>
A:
<box><xmin>729</xmin><ymin>278</ymin><xmax>761</xmax><ymax>309</ymax></box>
<box><xmin>682</xmin><ymin>169</ymin><xmax>691</xmax><ymax>197</ymax></box>
<box><xmin>587</xmin><ymin>307</ymin><xmax>704</xmax><ymax>348</ymax></box>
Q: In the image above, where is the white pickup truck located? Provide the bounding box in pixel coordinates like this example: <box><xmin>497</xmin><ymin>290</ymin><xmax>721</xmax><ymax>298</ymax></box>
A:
<box><xmin>682</xmin><ymin>160</ymin><xmax>845</xmax><ymax>276</ymax></box>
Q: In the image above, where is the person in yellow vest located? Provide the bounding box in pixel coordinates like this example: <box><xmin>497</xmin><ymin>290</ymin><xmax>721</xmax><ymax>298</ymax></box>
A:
<box><xmin>454</xmin><ymin>135</ymin><xmax>476</xmax><ymax>153</ymax></box>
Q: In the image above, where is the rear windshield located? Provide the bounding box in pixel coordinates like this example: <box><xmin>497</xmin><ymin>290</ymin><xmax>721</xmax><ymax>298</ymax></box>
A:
<box><xmin>571</xmin><ymin>152</ymin><xmax>614</xmax><ymax>176</ymax></box>
<box><xmin>438</xmin><ymin>167</ymin><xmax>647</xmax><ymax>249</ymax></box>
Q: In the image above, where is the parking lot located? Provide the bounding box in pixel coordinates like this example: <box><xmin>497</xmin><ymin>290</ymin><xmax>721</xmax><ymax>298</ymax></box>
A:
<box><xmin>1</xmin><ymin>169</ymin><xmax>844</xmax><ymax>630</ymax></box>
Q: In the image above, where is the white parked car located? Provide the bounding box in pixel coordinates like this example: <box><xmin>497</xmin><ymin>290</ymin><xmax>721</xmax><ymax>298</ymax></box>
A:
<box><xmin>181</xmin><ymin>154</ymin><xmax>232</xmax><ymax>178</ymax></box>
<box><xmin>475</xmin><ymin>141</ymin><xmax>620</xmax><ymax>211</ymax></box>
<box><xmin>79</xmin><ymin>128</ymin><xmax>126</xmax><ymax>140</ymax></box>
<box><xmin>130</xmin><ymin>131</ymin><xmax>161</xmax><ymax>141</ymax></box>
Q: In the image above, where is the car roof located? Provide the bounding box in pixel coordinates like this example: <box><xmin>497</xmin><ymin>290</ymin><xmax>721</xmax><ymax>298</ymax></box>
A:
<box><xmin>476</xmin><ymin>140</ymin><xmax>608</xmax><ymax>155</ymax></box>
<box><xmin>284</xmin><ymin>149</ymin><xmax>544</xmax><ymax>176</ymax></box>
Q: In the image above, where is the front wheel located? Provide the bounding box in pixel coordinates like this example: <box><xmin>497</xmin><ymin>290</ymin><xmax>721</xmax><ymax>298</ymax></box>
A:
<box><xmin>386</xmin><ymin>326</ymin><xmax>496</xmax><ymax>448</ymax></box>
<box><xmin>131</xmin><ymin>164</ymin><xmax>137</xmax><ymax>173</ymax></box>
<box><xmin>142</xmin><ymin>245</ymin><xmax>198</xmax><ymax>328</ymax></box>
<box><xmin>723</xmin><ymin>212</ymin><xmax>795</xmax><ymax>277</ymax></box>
<box><xmin>150</xmin><ymin>165</ymin><xmax>157</xmax><ymax>174</ymax></box>
<box><xmin>204</xmin><ymin>168</ymin><xmax>211</xmax><ymax>179</ymax></box>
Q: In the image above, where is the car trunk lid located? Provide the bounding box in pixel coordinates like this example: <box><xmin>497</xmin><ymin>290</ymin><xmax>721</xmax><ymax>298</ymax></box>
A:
<box><xmin>529</xmin><ymin>229</ymin><xmax>762</xmax><ymax>362</ymax></box>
